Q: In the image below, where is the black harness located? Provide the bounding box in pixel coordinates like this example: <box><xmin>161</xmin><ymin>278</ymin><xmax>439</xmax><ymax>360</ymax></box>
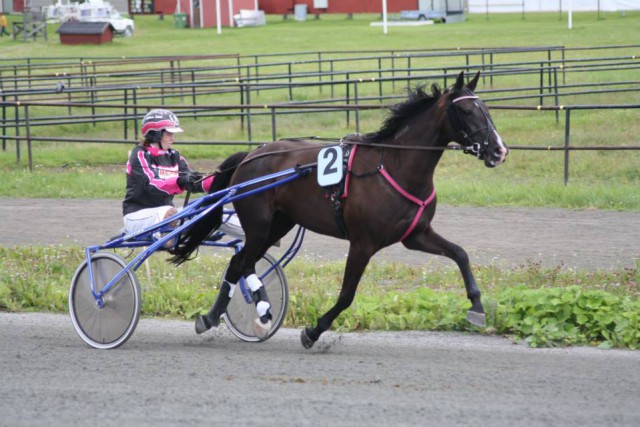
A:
<box><xmin>325</xmin><ymin>143</ymin><xmax>355</xmax><ymax>239</ymax></box>
<box><xmin>446</xmin><ymin>94</ymin><xmax>496</xmax><ymax>160</ymax></box>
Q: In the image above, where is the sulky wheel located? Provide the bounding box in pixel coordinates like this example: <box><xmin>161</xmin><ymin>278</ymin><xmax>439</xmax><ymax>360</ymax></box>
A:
<box><xmin>69</xmin><ymin>252</ymin><xmax>141</xmax><ymax>349</ymax></box>
<box><xmin>222</xmin><ymin>253</ymin><xmax>288</xmax><ymax>342</ymax></box>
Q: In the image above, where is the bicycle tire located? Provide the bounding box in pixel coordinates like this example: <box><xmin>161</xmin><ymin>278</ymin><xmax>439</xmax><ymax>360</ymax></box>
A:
<box><xmin>69</xmin><ymin>252</ymin><xmax>141</xmax><ymax>349</ymax></box>
<box><xmin>222</xmin><ymin>253</ymin><xmax>288</xmax><ymax>342</ymax></box>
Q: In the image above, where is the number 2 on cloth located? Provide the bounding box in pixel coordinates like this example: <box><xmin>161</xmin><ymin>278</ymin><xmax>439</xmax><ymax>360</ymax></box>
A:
<box><xmin>317</xmin><ymin>146</ymin><xmax>343</xmax><ymax>187</ymax></box>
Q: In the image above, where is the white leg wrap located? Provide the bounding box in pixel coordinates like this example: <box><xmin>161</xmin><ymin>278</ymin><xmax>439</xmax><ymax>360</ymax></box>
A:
<box><xmin>256</xmin><ymin>301</ymin><xmax>271</xmax><ymax>317</ymax></box>
<box><xmin>227</xmin><ymin>282</ymin><xmax>237</xmax><ymax>298</ymax></box>
<box><xmin>246</xmin><ymin>274</ymin><xmax>263</xmax><ymax>292</ymax></box>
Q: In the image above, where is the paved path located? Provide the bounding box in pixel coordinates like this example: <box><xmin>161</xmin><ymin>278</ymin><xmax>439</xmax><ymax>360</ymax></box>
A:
<box><xmin>1</xmin><ymin>197</ymin><xmax>639</xmax><ymax>270</ymax></box>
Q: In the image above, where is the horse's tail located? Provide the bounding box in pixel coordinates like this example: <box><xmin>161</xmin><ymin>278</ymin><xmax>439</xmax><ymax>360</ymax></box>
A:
<box><xmin>170</xmin><ymin>151</ymin><xmax>249</xmax><ymax>265</ymax></box>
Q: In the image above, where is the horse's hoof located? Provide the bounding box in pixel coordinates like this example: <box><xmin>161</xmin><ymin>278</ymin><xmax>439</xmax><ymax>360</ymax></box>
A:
<box><xmin>253</xmin><ymin>318</ymin><xmax>272</xmax><ymax>340</ymax></box>
<box><xmin>300</xmin><ymin>328</ymin><xmax>315</xmax><ymax>349</ymax></box>
<box><xmin>195</xmin><ymin>315</ymin><xmax>214</xmax><ymax>334</ymax></box>
<box><xmin>467</xmin><ymin>311</ymin><xmax>486</xmax><ymax>328</ymax></box>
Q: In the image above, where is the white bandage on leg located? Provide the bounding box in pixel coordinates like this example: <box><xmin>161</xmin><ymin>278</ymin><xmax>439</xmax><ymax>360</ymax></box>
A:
<box><xmin>246</xmin><ymin>274</ymin><xmax>263</xmax><ymax>292</ymax></box>
<box><xmin>256</xmin><ymin>301</ymin><xmax>271</xmax><ymax>317</ymax></box>
<box><xmin>226</xmin><ymin>282</ymin><xmax>237</xmax><ymax>298</ymax></box>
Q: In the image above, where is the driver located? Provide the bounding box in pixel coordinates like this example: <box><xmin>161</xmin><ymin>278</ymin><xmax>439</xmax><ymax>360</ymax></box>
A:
<box><xmin>122</xmin><ymin>109</ymin><xmax>213</xmax><ymax>246</ymax></box>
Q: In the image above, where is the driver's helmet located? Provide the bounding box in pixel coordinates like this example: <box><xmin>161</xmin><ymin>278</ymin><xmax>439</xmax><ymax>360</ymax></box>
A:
<box><xmin>141</xmin><ymin>109</ymin><xmax>184</xmax><ymax>137</ymax></box>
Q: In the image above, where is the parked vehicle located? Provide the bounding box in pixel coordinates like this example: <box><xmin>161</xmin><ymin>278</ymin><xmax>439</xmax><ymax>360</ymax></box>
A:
<box><xmin>399</xmin><ymin>9</ymin><xmax>447</xmax><ymax>22</ymax></box>
<box><xmin>43</xmin><ymin>0</ymin><xmax>134</xmax><ymax>37</ymax></box>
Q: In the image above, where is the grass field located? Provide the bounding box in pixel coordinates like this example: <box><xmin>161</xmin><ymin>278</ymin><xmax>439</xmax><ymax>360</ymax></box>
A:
<box><xmin>2</xmin><ymin>11</ymin><xmax>639</xmax><ymax>56</ymax></box>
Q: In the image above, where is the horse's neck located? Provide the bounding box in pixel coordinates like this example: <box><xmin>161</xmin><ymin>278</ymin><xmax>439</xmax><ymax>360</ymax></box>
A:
<box><xmin>382</xmin><ymin>129</ymin><xmax>447</xmax><ymax>193</ymax></box>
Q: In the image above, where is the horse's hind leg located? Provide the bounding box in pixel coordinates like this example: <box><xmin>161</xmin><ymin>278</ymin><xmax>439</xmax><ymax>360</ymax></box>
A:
<box><xmin>301</xmin><ymin>246</ymin><xmax>373</xmax><ymax>349</ymax></box>
<box><xmin>195</xmin><ymin>215</ymin><xmax>294</xmax><ymax>336</ymax></box>
<box><xmin>403</xmin><ymin>227</ymin><xmax>486</xmax><ymax>327</ymax></box>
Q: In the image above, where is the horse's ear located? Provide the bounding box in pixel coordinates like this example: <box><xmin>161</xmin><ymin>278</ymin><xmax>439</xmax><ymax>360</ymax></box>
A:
<box><xmin>454</xmin><ymin>71</ymin><xmax>465</xmax><ymax>91</ymax></box>
<box><xmin>467</xmin><ymin>71</ymin><xmax>481</xmax><ymax>92</ymax></box>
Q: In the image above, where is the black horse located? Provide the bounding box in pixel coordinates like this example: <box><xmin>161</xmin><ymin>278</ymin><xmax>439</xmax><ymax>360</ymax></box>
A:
<box><xmin>172</xmin><ymin>71</ymin><xmax>509</xmax><ymax>348</ymax></box>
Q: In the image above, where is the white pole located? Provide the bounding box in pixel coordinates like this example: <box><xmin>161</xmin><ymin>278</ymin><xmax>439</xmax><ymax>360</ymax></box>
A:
<box><xmin>382</xmin><ymin>0</ymin><xmax>388</xmax><ymax>35</ymax></box>
<box><xmin>216</xmin><ymin>0</ymin><xmax>221</xmax><ymax>34</ymax></box>
<box><xmin>568</xmin><ymin>0</ymin><xmax>573</xmax><ymax>29</ymax></box>
<box><xmin>228</xmin><ymin>0</ymin><xmax>234</xmax><ymax>27</ymax></box>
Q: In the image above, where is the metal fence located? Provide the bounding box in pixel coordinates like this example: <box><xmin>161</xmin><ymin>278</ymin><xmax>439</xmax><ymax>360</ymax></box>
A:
<box><xmin>2</xmin><ymin>45</ymin><xmax>639</xmax><ymax>184</ymax></box>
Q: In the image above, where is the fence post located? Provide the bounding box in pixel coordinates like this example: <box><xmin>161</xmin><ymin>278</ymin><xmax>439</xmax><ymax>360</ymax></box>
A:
<box><xmin>239</xmin><ymin>80</ymin><xmax>245</xmax><ymax>131</ymax></box>
<box><xmin>553</xmin><ymin>67</ymin><xmax>559</xmax><ymax>123</ymax></box>
<box><xmin>133</xmin><ymin>88</ymin><xmax>139</xmax><ymax>138</ymax></box>
<box><xmin>318</xmin><ymin>52</ymin><xmax>323</xmax><ymax>95</ymax></box>
<box><xmin>1</xmin><ymin>95</ymin><xmax>6</xmax><ymax>151</ymax></box>
<box><xmin>539</xmin><ymin>64</ymin><xmax>544</xmax><ymax>106</ymax></box>
<box><xmin>67</xmin><ymin>76</ymin><xmax>72</xmax><ymax>116</ymax></box>
<box><xmin>288</xmin><ymin>63</ymin><xmax>293</xmax><ymax>101</ymax></box>
<box><xmin>246</xmin><ymin>83</ymin><xmax>252</xmax><ymax>142</ymax></box>
<box><xmin>14</xmin><ymin>101</ymin><xmax>20</xmax><ymax>163</ymax></box>
<box><xmin>489</xmin><ymin>52</ymin><xmax>494</xmax><ymax>86</ymax></box>
<box><xmin>391</xmin><ymin>54</ymin><xmax>396</xmax><ymax>91</ymax></box>
<box><xmin>330</xmin><ymin>60</ymin><xmax>335</xmax><ymax>98</ymax></box>
<box><xmin>271</xmin><ymin>107</ymin><xmax>277</xmax><ymax>141</ymax></box>
<box><xmin>346</xmin><ymin>75</ymin><xmax>351</xmax><ymax>128</ymax></box>
<box><xmin>25</xmin><ymin>105</ymin><xmax>33</xmax><ymax>172</ymax></box>
<box><xmin>124</xmin><ymin>89</ymin><xmax>129</xmax><ymax>140</ymax></box>
<box><xmin>354</xmin><ymin>81</ymin><xmax>360</xmax><ymax>133</ymax></box>
<box><xmin>89</xmin><ymin>76</ymin><xmax>97</xmax><ymax>127</ymax></box>
<box><xmin>254</xmin><ymin>56</ymin><xmax>260</xmax><ymax>96</ymax></box>
<box><xmin>191</xmin><ymin>71</ymin><xmax>197</xmax><ymax>110</ymax></box>
<box><xmin>377</xmin><ymin>58</ymin><xmax>383</xmax><ymax>99</ymax></box>
<box><xmin>160</xmin><ymin>69</ymin><xmax>165</xmax><ymax>102</ymax></box>
<box><xmin>564</xmin><ymin>108</ymin><xmax>571</xmax><ymax>185</ymax></box>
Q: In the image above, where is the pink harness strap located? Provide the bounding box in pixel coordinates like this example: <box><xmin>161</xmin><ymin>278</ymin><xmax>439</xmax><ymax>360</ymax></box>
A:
<box><xmin>341</xmin><ymin>144</ymin><xmax>358</xmax><ymax>199</ymax></box>
<box><xmin>378</xmin><ymin>165</ymin><xmax>436</xmax><ymax>241</ymax></box>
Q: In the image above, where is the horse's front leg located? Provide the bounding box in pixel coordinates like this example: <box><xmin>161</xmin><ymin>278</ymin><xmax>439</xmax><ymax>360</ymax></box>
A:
<box><xmin>403</xmin><ymin>227</ymin><xmax>486</xmax><ymax>327</ymax></box>
<box><xmin>301</xmin><ymin>246</ymin><xmax>373</xmax><ymax>349</ymax></box>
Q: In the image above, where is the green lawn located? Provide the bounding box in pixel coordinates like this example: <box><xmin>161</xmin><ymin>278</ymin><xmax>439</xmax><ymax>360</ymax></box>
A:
<box><xmin>2</xmin><ymin>12</ymin><xmax>639</xmax><ymax>56</ymax></box>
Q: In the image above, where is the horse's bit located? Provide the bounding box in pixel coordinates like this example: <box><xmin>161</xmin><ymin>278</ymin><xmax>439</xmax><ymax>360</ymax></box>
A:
<box><xmin>447</xmin><ymin>95</ymin><xmax>496</xmax><ymax>159</ymax></box>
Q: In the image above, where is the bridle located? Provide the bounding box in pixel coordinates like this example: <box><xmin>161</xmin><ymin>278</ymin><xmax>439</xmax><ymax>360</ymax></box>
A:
<box><xmin>446</xmin><ymin>94</ymin><xmax>496</xmax><ymax>160</ymax></box>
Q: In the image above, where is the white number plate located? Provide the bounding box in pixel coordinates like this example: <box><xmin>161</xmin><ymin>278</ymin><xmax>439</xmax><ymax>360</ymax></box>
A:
<box><xmin>317</xmin><ymin>146</ymin><xmax>343</xmax><ymax>187</ymax></box>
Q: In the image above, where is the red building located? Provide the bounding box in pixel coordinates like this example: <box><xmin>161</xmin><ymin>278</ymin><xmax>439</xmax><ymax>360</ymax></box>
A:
<box><xmin>135</xmin><ymin>0</ymin><xmax>420</xmax><ymax>24</ymax></box>
<box><xmin>259</xmin><ymin>0</ymin><xmax>419</xmax><ymax>15</ymax></box>
<box><xmin>57</xmin><ymin>21</ymin><xmax>115</xmax><ymax>44</ymax></box>
<box><xmin>132</xmin><ymin>0</ymin><xmax>257</xmax><ymax>28</ymax></box>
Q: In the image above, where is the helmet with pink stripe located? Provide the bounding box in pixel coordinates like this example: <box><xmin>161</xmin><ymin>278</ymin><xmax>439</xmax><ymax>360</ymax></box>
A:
<box><xmin>141</xmin><ymin>109</ymin><xmax>184</xmax><ymax>137</ymax></box>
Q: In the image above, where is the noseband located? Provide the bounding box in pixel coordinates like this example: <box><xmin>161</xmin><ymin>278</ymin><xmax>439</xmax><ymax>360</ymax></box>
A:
<box><xmin>447</xmin><ymin>95</ymin><xmax>495</xmax><ymax>159</ymax></box>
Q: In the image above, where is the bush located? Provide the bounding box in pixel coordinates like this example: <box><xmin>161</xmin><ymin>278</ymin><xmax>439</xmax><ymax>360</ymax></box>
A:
<box><xmin>493</xmin><ymin>286</ymin><xmax>640</xmax><ymax>349</ymax></box>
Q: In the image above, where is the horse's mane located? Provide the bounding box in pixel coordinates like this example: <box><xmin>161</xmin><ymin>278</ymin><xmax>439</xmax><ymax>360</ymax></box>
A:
<box><xmin>362</xmin><ymin>83</ymin><xmax>443</xmax><ymax>144</ymax></box>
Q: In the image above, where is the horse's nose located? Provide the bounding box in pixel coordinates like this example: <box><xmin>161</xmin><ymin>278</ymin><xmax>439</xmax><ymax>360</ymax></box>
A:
<box><xmin>492</xmin><ymin>145</ymin><xmax>508</xmax><ymax>164</ymax></box>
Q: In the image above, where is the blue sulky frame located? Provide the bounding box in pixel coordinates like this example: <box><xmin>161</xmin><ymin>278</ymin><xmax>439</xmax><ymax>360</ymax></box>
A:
<box><xmin>83</xmin><ymin>164</ymin><xmax>312</xmax><ymax>309</ymax></box>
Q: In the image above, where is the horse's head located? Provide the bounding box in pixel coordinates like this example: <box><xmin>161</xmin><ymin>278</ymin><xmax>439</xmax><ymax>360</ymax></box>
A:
<box><xmin>445</xmin><ymin>71</ymin><xmax>508</xmax><ymax>168</ymax></box>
